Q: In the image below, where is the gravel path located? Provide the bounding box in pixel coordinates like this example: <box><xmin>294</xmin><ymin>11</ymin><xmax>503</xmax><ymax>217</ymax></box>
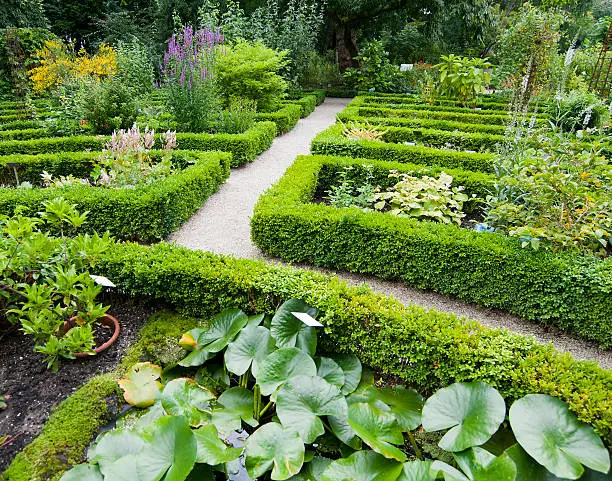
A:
<box><xmin>171</xmin><ymin>98</ymin><xmax>611</xmax><ymax>370</ymax></box>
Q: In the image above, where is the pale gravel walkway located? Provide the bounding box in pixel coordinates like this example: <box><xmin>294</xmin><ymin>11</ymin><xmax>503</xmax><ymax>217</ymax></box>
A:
<box><xmin>171</xmin><ymin>98</ymin><xmax>611</xmax><ymax>370</ymax></box>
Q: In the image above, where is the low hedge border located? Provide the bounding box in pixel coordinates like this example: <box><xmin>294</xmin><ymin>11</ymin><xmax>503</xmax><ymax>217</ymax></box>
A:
<box><xmin>0</xmin><ymin>128</ymin><xmax>48</xmax><ymax>141</ymax></box>
<box><xmin>251</xmin><ymin>154</ymin><xmax>612</xmax><ymax>348</ymax></box>
<box><xmin>2</xmin><ymin>242</ymin><xmax>611</xmax><ymax>481</ymax></box>
<box><xmin>0</xmin><ymin>150</ymin><xmax>231</xmax><ymax>242</ymax></box>
<box><xmin>284</xmin><ymin>94</ymin><xmax>318</xmax><ymax>117</ymax></box>
<box><xmin>338</xmin><ymin>108</ymin><xmax>507</xmax><ymax>135</ymax></box>
<box><xmin>342</xmin><ymin>120</ymin><xmax>505</xmax><ymax>152</ymax></box>
<box><xmin>351</xmin><ymin>104</ymin><xmax>544</xmax><ymax>126</ymax></box>
<box><xmin>0</xmin><ymin>151</ymin><xmax>99</xmax><ymax>184</ymax></box>
<box><xmin>312</xmin><ymin>124</ymin><xmax>495</xmax><ymax>172</ymax></box>
<box><xmin>0</xmin><ymin>120</ymin><xmax>42</xmax><ymax>131</ymax></box>
<box><xmin>255</xmin><ymin>103</ymin><xmax>302</xmax><ymax>134</ymax></box>
<box><xmin>303</xmin><ymin>89</ymin><xmax>326</xmax><ymax>105</ymax></box>
<box><xmin>358</xmin><ymin>98</ymin><xmax>550</xmax><ymax>119</ymax></box>
<box><xmin>0</xmin><ymin>121</ymin><xmax>277</xmax><ymax>167</ymax></box>
<box><xmin>360</xmin><ymin>93</ymin><xmax>511</xmax><ymax>110</ymax></box>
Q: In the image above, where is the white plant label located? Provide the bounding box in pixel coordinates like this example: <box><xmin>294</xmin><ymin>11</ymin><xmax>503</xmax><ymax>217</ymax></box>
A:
<box><xmin>90</xmin><ymin>275</ymin><xmax>116</xmax><ymax>288</ymax></box>
<box><xmin>291</xmin><ymin>311</ymin><xmax>323</xmax><ymax>327</ymax></box>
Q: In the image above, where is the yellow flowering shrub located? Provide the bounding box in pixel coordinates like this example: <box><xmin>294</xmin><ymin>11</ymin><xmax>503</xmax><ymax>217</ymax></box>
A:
<box><xmin>29</xmin><ymin>40</ymin><xmax>118</xmax><ymax>93</ymax></box>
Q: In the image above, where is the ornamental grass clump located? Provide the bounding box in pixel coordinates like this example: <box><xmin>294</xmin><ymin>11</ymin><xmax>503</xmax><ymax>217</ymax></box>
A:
<box><xmin>161</xmin><ymin>25</ymin><xmax>224</xmax><ymax>133</ymax></box>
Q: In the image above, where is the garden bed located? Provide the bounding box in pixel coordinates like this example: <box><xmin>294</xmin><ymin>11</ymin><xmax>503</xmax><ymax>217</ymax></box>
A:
<box><xmin>2</xmin><ymin>241</ymin><xmax>611</xmax><ymax>480</ymax></box>
<box><xmin>251</xmin><ymin>154</ymin><xmax>612</xmax><ymax>347</ymax></box>
<box><xmin>0</xmin><ymin>292</ymin><xmax>160</xmax><ymax>473</ymax></box>
<box><xmin>0</xmin><ymin>150</ymin><xmax>231</xmax><ymax>242</ymax></box>
<box><xmin>0</xmin><ymin>121</ymin><xmax>277</xmax><ymax>167</ymax></box>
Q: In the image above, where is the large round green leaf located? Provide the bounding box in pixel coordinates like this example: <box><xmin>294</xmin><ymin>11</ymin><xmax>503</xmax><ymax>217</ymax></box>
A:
<box><xmin>225</xmin><ymin>325</ymin><xmax>276</xmax><ymax>377</ymax></box>
<box><xmin>88</xmin><ymin>429</ymin><xmax>146</xmax><ymax>476</ymax></box>
<box><xmin>348</xmin><ymin>402</ymin><xmax>407</xmax><ymax>462</ymax></box>
<box><xmin>134</xmin><ymin>415</ymin><xmax>198</xmax><ymax>481</ymax></box>
<box><xmin>276</xmin><ymin>375</ymin><xmax>348</xmax><ymax>443</ymax></box>
<box><xmin>270</xmin><ymin>299</ymin><xmax>318</xmax><ymax>356</ymax></box>
<box><xmin>375</xmin><ymin>386</ymin><xmax>423</xmax><ymax>432</ymax></box>
<box><xmin>59</xmin><ymin>465</ymin><xmax>103</xmax><ymax>481</ymax></box>
<box><xmin>329</xmin><ymin>354</ymin><xmax>362</xmax><ymax>395</ymax></box>
<box><xmin>194</xmin><ymin>424</ymin><xmax>242</xmax><ymax>465</ymax></box>
<box><xmin>328</xmin><ymin>414</ymin><xmax>362</xmax><ymax>449</ymax></box>
<box><xmin>397</xmin><ymin>461</ymin><xmax>434</xmax><ymax>481</ymax></box>
<box><xmin>118</xmin><ymin>362</ymin><xmax>162</xmax><ymax>408</ymax></box>
<box><xmin>454</xmin><ymin>447</ymin><xmax>517</xmax><ymax>481</ymax></box>
<box><xmin>509</xmin><ymin>394</ymin><xmax>610</xmax><ymax>479</ymax></box>
<box><xmin>211</xmin><ymin>386</ymin><xmax>258</xmax><ymax>436</ymax></box>
<box><xmin>161</xmin><ymin>378</ymin><xmax>215</xmax><ymax>427</ymax></box>
<box><xmin>289</xmin><ymin>457</ymin><xmax>333</xmax><ymax>481</ymax></box>
<box><xmin>179</xmin><ymin>348</ymin><xmax>214</xmax><ymax>368</ymax></box>
<box><xmin>316</xmin><ymin>357</ymin><xmax>345</xmax><ymax>389</ymax></box>
<box><xmin>505</xmin><ymin>444</ymin><xmax>563</xmax><ymax>481</ymax></box>
<box><xmin>322</xmin><ymin>450</ymin><xmax>404</xmax><ymax>481</ymax></box>
<box><xmin>429</xmin><ymin>461</ymin><xmax>469</xmax><ymax>481</ymax></box>
<box><xmin>245</xmin><ymin>422</ymin><xmax>305</xmax><ymax>480</ymax></box>
<box><xmin>256</xmin><ymin>347</ymin><xmax>317</xmax><ymax>396</ymax></box>
<box><xmin>421</xmin><ymin>382</ymin><xmax>506</xmax><ymax>452</ymax></box>
<box><xmin>197</xmin><ymin>308</ymin><xmax>249</xmax><ymax>353</ymax></box>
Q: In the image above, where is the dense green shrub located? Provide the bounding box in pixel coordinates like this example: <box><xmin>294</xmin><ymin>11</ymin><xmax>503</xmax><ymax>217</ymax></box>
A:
<box><xmin>342</xmin><ymin>40</ymin><xmax>398</xmax><ymax>92</ymax></box>
<box><xmin>549</xmin><ymin>90</ymin><xmax>609</xmax><ymax>131</ymax></box>
<box><xmin>0</xmin><ymin>151</ymin><xmax>231</xmax><ymax>241</ymax></box>
<box><xmin>251</xmin><ymin>154</ymin><xmax>612</xmax><ymax>348</ymax></box>
<box><xmin>0</xmin><ymin>121</ymin><xmax>277</xmax><ymax>166</ymax></box>
<box><xmin>217</xmin><ymin>98</ymin><xmax>257</xmax><ymax>134</ymax></box>
<box><xmin>284</xmin><ymin>93</ymin><xmax>317</xmax><ymax>117</ymax></box>
<box><xmin>80</xmin><ymin>78</ymin><xmax>140</xmax><ymax>134</ymax></box>
<box><xmin>0</xmin><ymin>119</ymin><xmax>41</xmax><ymax>131</ymax></box>
<box><xmin>216</xmin><ymin>40</ymin><xmax>289</xmax><ymax>112</ymax></box>
<box><xmin>434</xmin><ymin>55</ymin><xmax>492</xmax><ymax>106</ymax></box>
<box><xmin>311</xmin><ymin>125</ymin><xmax>495</xmax><ymax>172</ymax></box>
<box><xmin>0</xmin><ymin>128</ymin><xmax>47</xmax><ymax>141</ymax></box>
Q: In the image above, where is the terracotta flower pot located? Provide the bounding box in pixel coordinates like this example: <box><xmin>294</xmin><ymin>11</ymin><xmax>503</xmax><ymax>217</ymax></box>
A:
<box><xmin>61</xmin><ymin>314</ymin><xmax>120</xmax><ymax>358</ymax></box>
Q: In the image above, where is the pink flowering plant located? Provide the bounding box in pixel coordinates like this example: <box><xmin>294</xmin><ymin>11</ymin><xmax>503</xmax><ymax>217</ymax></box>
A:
<box><xmin>161</xmin><ymin>25</ymin><xmax>225</xmax><ymax>132</ymax></box>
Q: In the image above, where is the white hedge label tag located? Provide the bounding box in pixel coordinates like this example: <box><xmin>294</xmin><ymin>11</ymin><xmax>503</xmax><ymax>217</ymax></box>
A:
<box><xmin>90</xmin><ymin>275</ymin><xmax>116</xmax><ymax>287</ymax></box>
<box><xmin>292</xmin><ymin>312</ymin><xmax>323</xmax><ymax>327</ymax></box>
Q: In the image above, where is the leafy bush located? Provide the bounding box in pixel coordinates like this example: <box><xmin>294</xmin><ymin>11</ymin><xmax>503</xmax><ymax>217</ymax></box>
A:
<box><xmin>0</xmin><ymin>199</ymin><xmax>111</xmax><ymax>371</ymax></box>
<box><xmin>326</xmin><ymin>165</ymin><xmax>376</xmax><ymax>209</ymax></box>
<box><xmin>216</xmin><ymin>40</ymin><xmax>289</xmax><ymax>112</ymax></box>
<box><xmin>80</xmin><ymin>78</ymin><xmax>140</xmax><ymax>134</ymax></box>
<box><xmin>550</xmin><ymin>90</ymin><xmax>609</xmax><ymax>131</ymax></box>
<box><xmin>484</xmin><ymin>132</ymin><xmax>612</xmax><ymax>257</ymax></box>
<box><xmin>342</xmin><ymin>40</ymin><xmax>398</xmax><ymax>93</ymax></box>
<box><xmin>60</xmin><ymin>301</ymin><xmax>610</xmax><ymax>481</ymax></box>
<box><xmin>217</xmin><ymin>98</ymin><xmax>256</xmax><ymax>134</ymax></box>
<box><xmin>371</xmin><ymin>171</ymin><xmax>469</xmax><ymax>225</ymax></box>
<box><xmin>114</xmin><ymin>38</ymin><xmax>155</xmax><ymax>97</ymax></box>
<box><xmin>161</xmin><ymin>25</ymin><xmax>223</xmax><ymax>132</ymax></box>
<box><xmin>434</xmin><ymin>55</ymin><xmax>492</xmax><ymax>106</ymax></box>
<box><xmin>299</xmin><ymin>52</ymin><xmax>343</xmax><ymax>89</ymax></box>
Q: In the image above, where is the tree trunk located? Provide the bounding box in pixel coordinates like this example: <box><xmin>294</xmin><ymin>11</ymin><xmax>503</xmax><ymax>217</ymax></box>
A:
<box><xmin>335</xmin><ymin>22</ymin><xmax>359</xmax><ymax>72</ymax></box>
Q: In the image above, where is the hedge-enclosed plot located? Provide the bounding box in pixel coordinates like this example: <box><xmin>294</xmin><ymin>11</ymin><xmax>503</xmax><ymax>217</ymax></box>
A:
<box><xmin>312</xmin><ymin>124</ymin><xmax>495</xmax><ymax>172</ymax></box>
<box><xmin>0</xmin><ymin>150</ymin><xmax>231</xmax><ymax>242</ymax></box>
<box><xmin>0</xmin><ymin>121</ymin><xmax>276</xmax><ymax>167</ymax></box>
<box><xmin>255</xmin><ymin>103</ymin><xmax>302</xmax><ymax>134</ymax></box>
<box><xmin>251</xmin><ymin>154</ymin><xmax>612</xmax><ymax>348</ymax></box>
<box><xmin>3</xmin><ymin>242</ymin><xmax>612</xmax><ymax>480</ymax></box>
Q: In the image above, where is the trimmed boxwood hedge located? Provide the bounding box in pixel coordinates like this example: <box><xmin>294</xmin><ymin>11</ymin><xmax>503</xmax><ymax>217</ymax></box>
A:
<box><xmin>0</xmin><ymin>121</ymin><xmax>277</xmax><ymax>167</ymax></box>
<box><xmin>0</xmin><ymin>120</ymin><xmax>41</xmax><ymax>131</ymax></box>
<box><xmin>338</xmin><ymin>108</ymin><xmax>507</xmax><ymax>135</ymax></box>
<box><xmin>284</xmin><ymin>94</ymin><xmax>318</xmax><ymax>117</ymax></box>
<box><xmin>0</xmin><ymin>150</ymin><xmax>231</xmax><ymax>242</ymax></box>
<box><xmin>0</xmin><ymin>151</ymin><xmax>99</xmax><ymax>184</ymax></box>
<box><xmin>255</xmin><ymin>103</ymin><xmax>302</xmax><ymax>134</ymax></box>
<box><xmin>2</xmin><ymin>242</ymin><xmax>611</xmax><ymax>481</ymax></box>
<box><xmin>312</xmin><ymin>124</ymin><xmax>495</xmax><ymax>172</ymax></box>
<box><xmin>251</xmin><ymin>154</ymin><xmax>612</xmax><ymax>348</ymax></box>
<box><xmin>0</xmin><ymin>128</ymin><xmax>48</xmax><ymax>141</ymax></box>
<box><xmin>360</xmin><ymin>93</ymin><xmax>511</xmax><ymax>110</ymax></box>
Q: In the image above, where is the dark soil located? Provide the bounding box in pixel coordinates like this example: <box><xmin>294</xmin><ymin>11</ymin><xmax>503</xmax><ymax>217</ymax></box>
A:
<box><xmin>0</xmin><ymin>292</ymin><xmax>161</xmax><ymax>472</ymax></box>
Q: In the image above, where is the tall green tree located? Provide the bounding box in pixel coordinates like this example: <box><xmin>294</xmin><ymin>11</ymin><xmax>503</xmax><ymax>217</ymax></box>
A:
<box><xmin>0</xmin><ymin>0</ymin><xmax>47</xmax><ymax>28</ymax></box>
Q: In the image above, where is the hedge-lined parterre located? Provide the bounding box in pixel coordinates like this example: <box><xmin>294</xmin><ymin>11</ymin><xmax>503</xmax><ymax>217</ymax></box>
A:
<box><xmin>255</xmin><ymin>103</ymin><xmax>302</xmax><ymax>133</ymax></box>
<box><xmin>0</xmin><ymin>128</ymin><xmax>48</xmax><ymax>141</ymax></box>
<box><xmin>251</xmin><ymin>154</ymin><xmax>612</xmax><ymax>348</ymax></box>
<box><xmin>0</xmin><ymin>150</ymin><xmax>231</xmax><ymax>242</ymax></box>
<box><xmin>312</xmin><ymin>124</ymin><xmax>495</xmax><ymax>172</ymax></box>
<box><xmin>0</xmin><ymin>121</ymin><xmax>276</xmax><ymax>167</ymax></box>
